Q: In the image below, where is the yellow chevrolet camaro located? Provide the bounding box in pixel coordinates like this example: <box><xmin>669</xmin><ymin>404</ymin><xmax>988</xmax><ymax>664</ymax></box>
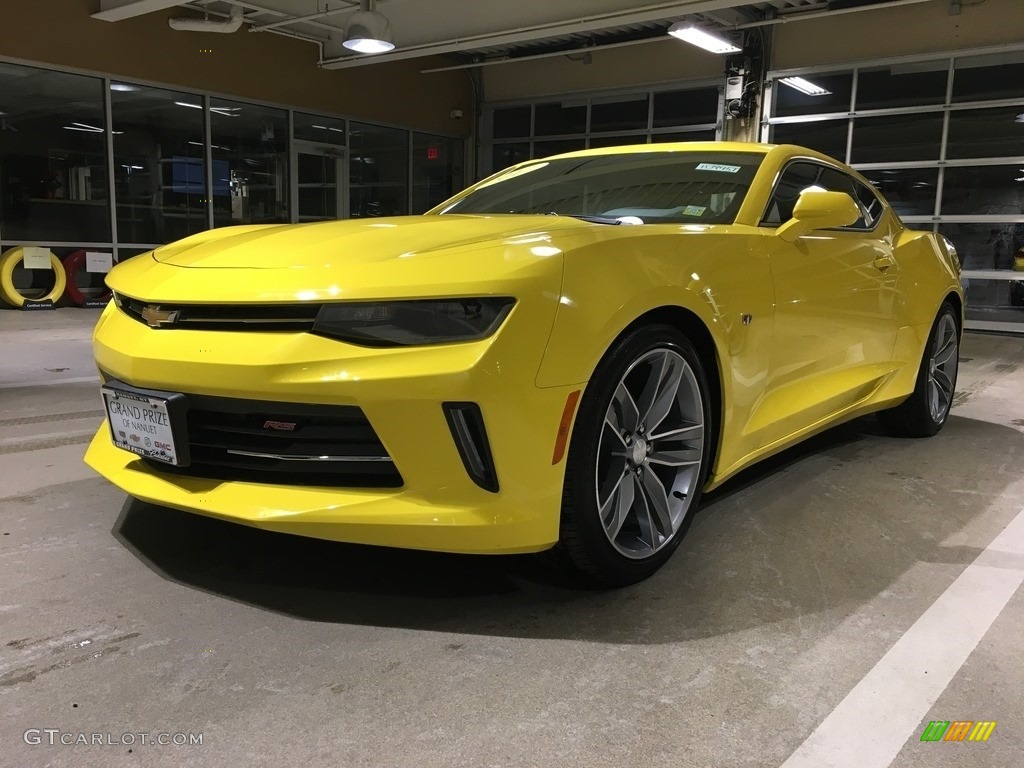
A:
<box><xmin>85</xmin><ymin>142</ymin><xmax>963</xmax><ymax>585</ymax></box>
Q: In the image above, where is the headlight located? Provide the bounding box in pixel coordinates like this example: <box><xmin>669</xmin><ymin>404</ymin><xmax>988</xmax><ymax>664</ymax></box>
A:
<box><xmin>311</xmin><ymin>298</ymin><xmax>515</xmax><ymax>347</ymax></box>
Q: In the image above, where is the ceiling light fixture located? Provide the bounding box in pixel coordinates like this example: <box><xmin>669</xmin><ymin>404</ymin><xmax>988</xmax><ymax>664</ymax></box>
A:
<box><xmin>110</xmin><ymin>83</ymin><xmax>139</xmax><ymax>92</ymax></box>
<box><xmin>343</xmin><ymin>0</ymin><xmax>395</xmax><ymax>54</ymax></box>
<box><xmin>1016</xmin><ymin>113</ymin><xmax>1024</xmax><ymax>123</ymax></box>
<box><xmin>667</xmin><ymin>23</ymin><xmax>740</xmax><ymax>54</ymax></box>
<box><xmin>779</xmin><ymin>76</ymin><xmax>832</xmax><ymax>96</ymax></box>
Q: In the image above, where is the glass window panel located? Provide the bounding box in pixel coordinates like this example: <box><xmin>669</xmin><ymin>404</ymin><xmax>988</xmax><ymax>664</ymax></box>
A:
<box><xmin>773</xmin><ymin>72</ymin><xmax>853</xmax><ymax>117</ymax></box>
<box><xmin>0</xmin><ymin>62</ymin><xmax>110</xmax><ymax>243</ymax></box>
<box><xmin>855</xmin><ymin>62</ymin><xmax>948</xmax><ymax>110</ymax></box>
<box><xmin>534</xmin><ymin>102</ymin><xmax>586</xmax><ymax>136</ymax></box>
<box><xmin>652</xmin><ymin>88</ymin><xmax>719</xmax><ymax>128</ymax></box>
<box><xmin>492</xmin><ymin>106</ymin><xmax>531</xmax><ymax>139</ymax></box>
<box><xmin>298</xmin><ymin>187</ymin><xmax>336</xmax><ymax>219</ymax></box>
<box><xmin>590</xmin><ymin>95</ymin><xmax>649</xmax><ymax>133</ymax></box>
<box><xmin>412</xmin><ymin>133</ymin><xmax>463</xmax><ymax>213</ymax></box>
<box><xmin>297</xmin><ymin>152</ymin><xmax>336</xmax><ymax>185</ymax></box>
<box><xmin>296</xmin><ymin>151</ymin><xmax>339</xmax><ymax>222</ymax></box>
<box><xmin>349</xmin><ymin>122</ymin><xmax>408</xmax><ymax>218</ymax></box>
<box><xmin>952</xmin><ymin>51</ymin><xmax>1024</xmax><ymax>103</ymax></box>
<box><xmin>210</xmin><ymin>99</ymin><xmax>288</xmax><ymax>227</ymax></box>
<box><xmin>588</xmin><ymin>134</ymin><xmax>647</xmax><ymax>149</ymax></box>
<box><xmin>293</xmin><ymin>112</ymin><xmax>346</xmax><ymax>145</ymax></box>
<box><xmin>533</xmin><ymin>139</ymin><xmax>586</xmax><ymax>158</ymax></box>
<box><xmin>771</xmin><ymin>120</ymin><xmax>848</xmax><ymax>162</ymax></box>
<box><xmin>850</xmin><ymin>112</ymin><xmax>943</xmax><ymax>163</ymax></box>
<box><xmin>652</xmin><ymin>130</ymin><xmax>717</xmax><ymax>143</ymax></box>
<box><xmin>112</xmin><ymin>83</ymin><xmax>208</xmax><ymax>244</ymax></box>
<box><xmin>946</xmin><ymin>106</ymin><xmax>1024</xmax><ymax>159</ymax></box>
<box><xmin>492</xmin><ymin>143</ymin><xmax>529</xmax><ymax>173</ymax></box>
<box><xmin>941</xmin><ymin>165</ymin><xmax>1024</xmax><ymax>217</ymax></box>
<box><xmin>939</xmin><ymin>222</ymin><xmax>1024</xmax><ymax>271</ymax></box>
<box><xmin>941</xmin><ymin>223</ymin><xmax>1024</xmax><ymax>324</ymax></box>
<box><xmin>115</xmin><ymin>246</ymin><xmax>155</xmax><ymax>261</ymax></box>
<box><xmin>858</xmin><ymin>168</ymin><xmax>938</xmax><ymax>219</ymax></box>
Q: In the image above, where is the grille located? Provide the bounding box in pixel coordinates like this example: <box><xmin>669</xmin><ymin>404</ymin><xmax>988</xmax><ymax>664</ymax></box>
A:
<box><xmin>142</xmin><ymin>393</ymin><xmax>402</xmax><ymax>488</ymax></box>
<box><xmin>116</xmin><ymin>295</ymin><xmax>320</xmax><ymax>332</ymax></box>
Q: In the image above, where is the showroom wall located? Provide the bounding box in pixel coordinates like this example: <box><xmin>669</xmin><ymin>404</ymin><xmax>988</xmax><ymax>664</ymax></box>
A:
<box><xmin>772</xmin><ymin>0</ymin><xmax>1024</xmax><ymax>70</ymax></box>
<box><xmin>483</xmin><ymin>40</ymin><xmax>722</xmax><ymax>103</ymax></box>
<box><xmin>0</xmin><ymin>0</ymin><xmax>472</xmax><ymax>137</ymax></box>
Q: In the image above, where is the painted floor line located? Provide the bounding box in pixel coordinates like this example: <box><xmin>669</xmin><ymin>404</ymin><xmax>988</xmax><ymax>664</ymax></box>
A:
<box><xmin>780</xmin><ymin>504</ymin><xmax>1024</xmax><ymax>768</ymax></box>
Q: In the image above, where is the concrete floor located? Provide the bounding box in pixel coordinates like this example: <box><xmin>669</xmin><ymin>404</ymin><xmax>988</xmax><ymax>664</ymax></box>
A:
<box><xmin>1</xmin><ymin>308</ymin><xmax>1022</xmax><ymax>768</ymax></box>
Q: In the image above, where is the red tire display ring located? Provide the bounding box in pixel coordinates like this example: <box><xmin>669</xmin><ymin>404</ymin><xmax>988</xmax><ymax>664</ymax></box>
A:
<box><xmin>62</xmin><ymin>249</ymin><xmax>112</xmax><ymax>306</ymax></box>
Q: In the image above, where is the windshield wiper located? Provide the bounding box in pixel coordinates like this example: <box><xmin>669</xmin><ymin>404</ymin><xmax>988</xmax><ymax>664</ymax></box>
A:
<box><xmin>546</xmin><ymin>212</ymin><xmax>622</xmax><ymax>225</ymax></box>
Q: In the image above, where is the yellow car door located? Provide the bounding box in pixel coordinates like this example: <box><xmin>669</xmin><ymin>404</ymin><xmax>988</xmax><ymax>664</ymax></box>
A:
<box><xmin>751</xmin><ymin>160</ymin><xmax>902</xmax><ymax>447</ymax></box>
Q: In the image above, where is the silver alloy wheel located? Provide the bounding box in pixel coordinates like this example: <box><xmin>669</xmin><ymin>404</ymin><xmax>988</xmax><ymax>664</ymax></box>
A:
<box><xmin>595</xmin><ymin>348</ymin><xmax>704</xmax><ymax>560</ymax></box>
<box><xmin>928</xmin><ymin>313</ymin><xmax>958</xmax><ymax>423</ymax></box>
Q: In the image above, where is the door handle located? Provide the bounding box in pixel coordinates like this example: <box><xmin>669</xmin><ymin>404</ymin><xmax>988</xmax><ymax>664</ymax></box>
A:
<box><xmin>873</xmin><ymin>255</ymin><xmax>895</xmax><ymax>272</ymax></box>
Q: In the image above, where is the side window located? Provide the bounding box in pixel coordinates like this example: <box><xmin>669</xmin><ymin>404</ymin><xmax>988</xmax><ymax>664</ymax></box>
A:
<box><xmin>762</xmin><ymin>162</ymin><xmax>820</xmax><ymax>225</ymax></box>
<box><xmin>817</xmin><ymin>168</ymin><xmax>868</xmax><ymax>229</ymax></box>
<box><xmin>763</xmin><ymin>162</ymin><xmax>881</xmax><ymax>230</ymax></box>
<box><xmin>856</xmin><ymin>181</ymin><xmax>885</xmax><ymax>228</ymax></box>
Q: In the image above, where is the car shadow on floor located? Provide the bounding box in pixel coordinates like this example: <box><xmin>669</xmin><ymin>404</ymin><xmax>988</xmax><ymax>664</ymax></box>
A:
<box><xmin>112</xmin><ymin>413</ymin><xmax>1024</xmax><ymax>644</ymax></box>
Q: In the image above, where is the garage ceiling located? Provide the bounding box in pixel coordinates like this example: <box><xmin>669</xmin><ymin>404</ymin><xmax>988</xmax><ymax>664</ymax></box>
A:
<box><xmin>92</xmin><ymin>0</ymin><xmax>917</xmax><ymax>69</ymax></box>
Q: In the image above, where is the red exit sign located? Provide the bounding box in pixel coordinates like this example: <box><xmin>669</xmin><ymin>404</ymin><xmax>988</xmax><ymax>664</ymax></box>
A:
<box><xmin>426</xmin><ymin>146</ymin><xmax>439</xmax><ymax>160</ymax></box>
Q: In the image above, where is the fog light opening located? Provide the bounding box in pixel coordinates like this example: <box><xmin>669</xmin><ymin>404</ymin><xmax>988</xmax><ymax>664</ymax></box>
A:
<box><xmin>443</xmin><ymin>402</ymin><xmax>499</xmax><ymax>492</ymax></box>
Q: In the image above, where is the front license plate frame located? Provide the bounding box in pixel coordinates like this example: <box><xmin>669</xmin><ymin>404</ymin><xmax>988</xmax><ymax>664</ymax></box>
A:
<box><xmin>101</xmin><ymin>380</ymin><xmax>191</xmax><ymax>467</ymax></box>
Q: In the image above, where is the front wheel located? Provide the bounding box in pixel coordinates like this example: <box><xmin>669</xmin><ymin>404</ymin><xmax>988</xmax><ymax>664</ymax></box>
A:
<box><xmin>878</xmin><ymin>301</ymin><xmax>960</xmax><ymax>437</ymax></box>
<box><xmin>558</xmin><ymin>325</ymin><xmax>713</xmax><ymax>586</ymax></box>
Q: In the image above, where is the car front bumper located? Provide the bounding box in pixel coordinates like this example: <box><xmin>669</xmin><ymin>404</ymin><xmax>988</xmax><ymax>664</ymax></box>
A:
<box><xmin>84</xmin><ymin>304</ymin><xmax>581</xmax><ymax>554</ymax></box>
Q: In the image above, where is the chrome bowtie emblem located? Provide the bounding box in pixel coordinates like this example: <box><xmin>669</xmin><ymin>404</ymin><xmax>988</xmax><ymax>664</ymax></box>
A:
<box><xmin>140</xmin><ymin>305</ymin><xmax>180</xmax><ymax>328</ymax></box>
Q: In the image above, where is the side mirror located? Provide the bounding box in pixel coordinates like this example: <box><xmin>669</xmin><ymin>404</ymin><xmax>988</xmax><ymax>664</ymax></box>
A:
<box><xmin>777</xmin><ymin>189</ymin><xmax>861</xmax><ymax>242</ymax></box>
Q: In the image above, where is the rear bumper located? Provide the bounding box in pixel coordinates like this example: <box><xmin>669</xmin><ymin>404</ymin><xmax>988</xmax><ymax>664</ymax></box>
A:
<box><xmin>84</xmin><ymin>304</ymin><xmax>580</xmax><ymax>554</ymax></box>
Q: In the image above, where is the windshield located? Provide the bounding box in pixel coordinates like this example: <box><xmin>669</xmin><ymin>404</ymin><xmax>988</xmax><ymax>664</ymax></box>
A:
<box><xmin>440</xmin><ymin>151</ymin><xmax>764</xmax><ymax>225</ymax></box>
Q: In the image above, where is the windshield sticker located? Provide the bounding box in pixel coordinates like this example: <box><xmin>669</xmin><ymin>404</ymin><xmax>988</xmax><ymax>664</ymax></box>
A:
<box><xmin>683</xmin><ymin>205</ymin><xmax>707</xmax><ymax>217</ymax></box>
<box><xmin>695</xmin><ymin>163</ymin><xmax>741</xmax><ymax>173</ymax></box>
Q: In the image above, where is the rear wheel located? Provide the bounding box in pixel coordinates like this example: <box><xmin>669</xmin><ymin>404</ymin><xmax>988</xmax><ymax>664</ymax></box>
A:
<box><xmin>558</xmin><ymin>325</ymin><xmax>713</xmax><ymax>586</ymax></box>
<box><xmin>878</xmin><ymin>301</ymin><xmax>959</xmax><ymax>437</ymax></box>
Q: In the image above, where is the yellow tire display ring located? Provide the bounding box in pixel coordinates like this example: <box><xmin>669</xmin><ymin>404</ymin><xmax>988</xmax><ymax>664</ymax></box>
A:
<box><xmin>0</xmin><ymin>247</ymin><xmax>67</xmax><ymax>307</ymax></box>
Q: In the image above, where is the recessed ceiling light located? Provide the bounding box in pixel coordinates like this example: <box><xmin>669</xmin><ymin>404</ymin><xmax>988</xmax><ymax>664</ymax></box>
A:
<box><xmin>780</xmin><ymin>77</ymin><xmax>832</xmax><ymax>96</ymax></box>
<box><xmin>667</xmin><ymin>23</ymin><xmax>740</xmax><ymax>54</ymax></box>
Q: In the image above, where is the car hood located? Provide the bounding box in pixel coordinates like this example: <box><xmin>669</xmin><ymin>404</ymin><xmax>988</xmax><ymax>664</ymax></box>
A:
<box><xmin>150</xmin><ymin>215</ymin><xmax>589</xmax><ymax>269</ymax></box>
<box><xmin>110</xmin><ymin>215</ymin><xmax>603</xmax><ymax>304</ymax></box>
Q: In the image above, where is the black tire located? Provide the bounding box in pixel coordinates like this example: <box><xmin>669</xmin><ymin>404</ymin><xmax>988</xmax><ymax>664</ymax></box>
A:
<box><xmin>557</xmin><ymin>324</ymin><xmax>713</xmax><ymax>587</ymax></box>
<box><xmin>878</xmin><ymin>301</ymin><xmax>960</xmax><ymax>438</ymax></box>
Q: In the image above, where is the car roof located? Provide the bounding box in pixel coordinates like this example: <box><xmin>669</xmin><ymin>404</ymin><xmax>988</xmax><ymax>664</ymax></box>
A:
<box><xmin>541</xmin><ymin>141</ymin><xmax>778</xmax><ymax>160</ymax></box>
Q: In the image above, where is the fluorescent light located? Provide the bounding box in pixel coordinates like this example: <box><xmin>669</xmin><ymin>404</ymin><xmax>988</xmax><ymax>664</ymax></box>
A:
<box><xmin>1016</xmin><ymin>113</ymin><xmax>1024</xmax><ymax>123</ymax></box>
<box><xmin>780</xmin><ymin>77</ymin><xmax>832</xmax><ymax>96</ymax></box>
<box><xmin>110</xmin><ymin>83</ymin><xmax>138</xmax><ymax>92</ymax></box>
<box><xmin>667</xmin><ymin>23</ymin><xmax>740</xmax><ymax>54</ymax></box>
<box><xmin>175</xmin><ymin>101</ymin><xmax>202</xmax><ymax>109</ymax></box>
